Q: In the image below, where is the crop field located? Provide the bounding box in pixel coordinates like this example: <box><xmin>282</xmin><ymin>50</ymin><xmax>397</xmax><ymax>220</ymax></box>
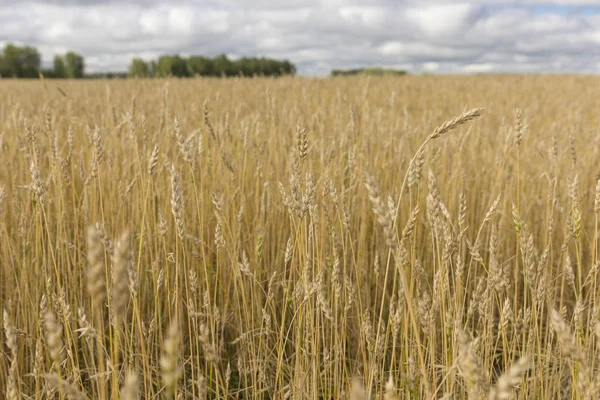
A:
<box><xmin>2</xmin><ymin>76</ymin><xmax>600</xmax><ymax>399</ymax></box>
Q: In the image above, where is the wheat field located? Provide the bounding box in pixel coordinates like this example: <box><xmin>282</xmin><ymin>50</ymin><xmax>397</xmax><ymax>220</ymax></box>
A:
<box><xmin>1</xmin><ymin>76</ymin><xmax>600</xmax><ymax>399</ymax></box>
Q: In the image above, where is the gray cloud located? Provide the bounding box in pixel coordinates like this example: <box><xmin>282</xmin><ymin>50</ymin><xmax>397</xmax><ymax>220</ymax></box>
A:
<box><xmin>0</xmin><ymin>0</ymin><xmax>599</xmax><ymax>74</ymax></box>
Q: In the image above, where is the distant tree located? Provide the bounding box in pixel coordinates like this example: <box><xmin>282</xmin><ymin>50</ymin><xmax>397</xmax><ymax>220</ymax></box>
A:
<box><xmin>331</xmin><ymin>67</ymin><xmax>407</xmax><ymax>77</ymax></box>
<box><xmin>0</xmin><ymin>44</ymin><xmax>41</xmax><ymax>78</ymax></box>
<box><xmin>258</xmin><ymin>58</ymin><xmax>274</xmax><ymax>76</ymax></box>
<box><xmin>157</xmin><ymin>55</ymin><xmax>188</xmax><ymax>77</ymax></box>
<box><xmin>40</xmin><ymin>68</ymin><xmax>56</xmax><ymax>78</ymax></box>
<box><xmin>187</xmin><ymin>56</ymin><xmax>214</xmax><ymax>76</ymax></box>
<box><xmin>247</xmin><ymin>58</ymin><xmax>261</xmax><ymax>76</ymax></box>
<box><xmin>234</xmin><ymin>57</ymin><xmax>252</xmax><ymax>76</ymax></box>
<box><xmin>0</xmin><ymin>45</ymin><xmax>19</xmax><ymax>77</ymax></box>
<box><xmin>20</xmin><ymin>46</ymin><xmax>41</xmax><ymax>77</ymax></box>
<box><xmin>281</xmin><ymin>60</ymin><xmax>295</xmax><ymax>75</ymax></box>
<box><xmin>85</xmin><ymin>71</ymin><xmax>127</xmax><ymax>79</ymax></box>
<box><xmin>149</xmin><ymin>61</ymin><xmax>158</xmax><ymax>77</ymax></box>
<box><xmin>213</xmin><ymin>54</ymin><xmax>233</xmax><ymax>77</ymax></box>
<box><xmin>64</xmin><ymin>52</ymin><xmax>85</xmax><ymax>78</ymax></box>
<box><xmin>128</xmin><ymin>58</ymin><xmax>150</xmax><ymax>78</ymax></box>
<box><xmin>0</xmin><ymin>44</ymin><xmax>91</xmax><ymax>79</ymax></box>
<box><xmin>125</xmin><ymin>53</ymin><xmax>296</xmax><ymax>79</ymax></box>
<box><xmin>53</xmin><ymin>55</ymin><xmax>67</xmax><ymax>78</ymax></box>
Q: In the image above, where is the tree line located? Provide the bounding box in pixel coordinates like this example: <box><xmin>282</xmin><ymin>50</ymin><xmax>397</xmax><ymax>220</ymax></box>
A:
<box><xmin>128</xmin><ymin>54</ymin><xmax>296</xmax><ymax>78</ymax></box>
<box><xmin>0</xmin><ymin>43</ymin><xmax>296</xmax><ymax>79</ymax></box>
<box><xmin>331</xmin><ymin>67</ymin><xmax>408</xmax><ymax>77</ymax></box>
<box><xmin>0</xmin><ymin>43</ymin><xmax>85</xmax><ymax>78</ymax></box>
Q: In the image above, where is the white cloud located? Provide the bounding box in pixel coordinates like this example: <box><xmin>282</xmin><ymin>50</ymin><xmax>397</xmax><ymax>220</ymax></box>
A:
<box><xmin>423</xmin><ymin>62</ymin><xmax>440</xmax><ymax>72</ymax></box>
<box><xmin>406</xmin><ymin>3</ymin><xmax>479</xmax><ymax>37</ymax></box>
<box><xmin>168</xmin><ymin>9</ymin><xmax>193</xmax><ymax>35</ymax></box>
<box><xmin>139</xmin><ymin>10</ymin><xmax>163</xmax><ymax>35</ymax></box>
<box><xmin>338</xmin><ymin>6</ymin><xmax>386</xmax><ymax>27</ymax></box>
<box><xmin>463</xmin><ymin>63</ymin><xmax>495</xmax><ymax>73</ymax></box>
<box><xmin>42</xmin><ymin>21</ymin><xmax>72</xmax><ymax>40</ymax></box>
<box><xmin>0</xmin><ymin>0</ymin><xmax>599</xmax><ymax>74</ymax></box>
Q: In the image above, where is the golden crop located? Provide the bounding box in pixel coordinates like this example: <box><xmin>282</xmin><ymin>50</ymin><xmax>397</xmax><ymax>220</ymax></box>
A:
<box><xmin>1</xmin><ymin>75</ymin><xmax>600</xmax><ymax>399</ymax></box>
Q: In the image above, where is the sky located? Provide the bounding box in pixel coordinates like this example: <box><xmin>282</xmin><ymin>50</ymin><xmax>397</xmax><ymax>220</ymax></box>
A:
<box><xmin>1</xmin><ymin>0</ymin><xmax>600</xmax><ymax>75</ymax></box>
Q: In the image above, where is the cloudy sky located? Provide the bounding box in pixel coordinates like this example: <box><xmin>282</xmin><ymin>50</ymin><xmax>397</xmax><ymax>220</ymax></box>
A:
<box><xmin>1</xmin><ymin>0</ymin><xmax>600</xmax><ymax>75</ymax></box>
